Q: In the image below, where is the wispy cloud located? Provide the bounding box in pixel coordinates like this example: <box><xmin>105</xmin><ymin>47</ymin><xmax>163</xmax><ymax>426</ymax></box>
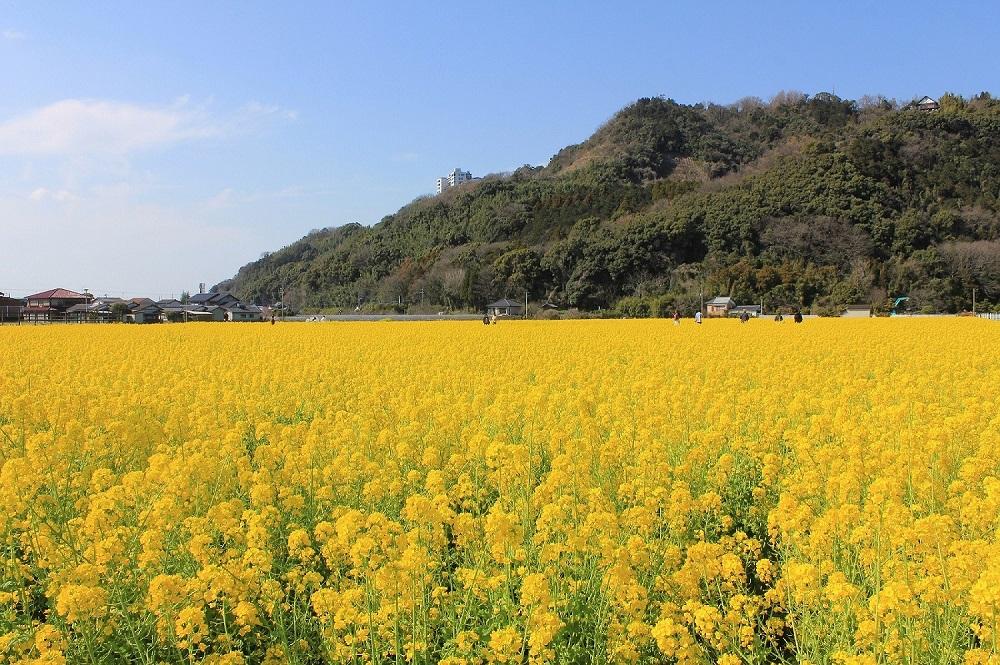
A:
<box><xmin>0</xmin><ymin>97</ymin><xmax>298</xmax><ymax>158</ymax></box>
<box><xmin>241</xmin><ymin>101</ymin><xmax>298</xmax><ymax>122</ymax></box>
<box><xmin>2</xmin><ymin>29</ymin><xmax>25</xmax><ymax>41</ymax></box>
<box><xmin>0</xmin><ymin>99</ymin><xmax>216</xmax><ymax>156</ymax></box>
<box><xmin>28</xmin><ymin>187</ymin><xmax>77</xmax><ymax>202</ymax></box>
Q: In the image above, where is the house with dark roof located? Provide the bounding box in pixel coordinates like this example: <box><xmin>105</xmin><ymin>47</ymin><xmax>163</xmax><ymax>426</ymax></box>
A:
<box><xmin>0</xmin><ymin>295</ymin><xmax>24</xmax><ymax>322</ymax></box>
<box><xmin>486</xmin><ymin>298</ymin><xmax>524</xmax><ymax>317</ymax></box>
<box><xmin>127</xmin><ymin>299</ymin><xmax>162</xmax><ymax>324</ymax></box>
<box><xmin>65</xmin><ymin>302</ymin><xmax>115</xmax><ymax>323</ymax></box>
<box><xmin>22</xmin><ymin>288</ymin><xmax>93</xmax><ymax>322</ymax></box>
<box><xmin>729</xmin><ymin>304</ymin><xmax>762</xmax><ymax>318</ymax></box>
<box><xmin>224</xmin><ymin>303</ymin><xmax>263</xmax><ymax>322</ymax></box>
<box><xmin>915</xmin><ymin>96</ymin><xmax>939</xmax><ymax>111</ymax></box>
<box><xmin>189</xmin><ymin>292</ymin><xmax>240</xmax><ymax>308</ymax></box>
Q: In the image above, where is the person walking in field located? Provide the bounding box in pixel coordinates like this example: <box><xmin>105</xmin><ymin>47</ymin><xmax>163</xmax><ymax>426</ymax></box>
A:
<box><xmin>694</xmin><ymin>311</ymin><xmax>702</xmax><ymax>324</ymax></box>
<box><xmin>794</xmin><ymin>310</ymin><xmax>803</xmax><ymax>323</ymax></box>
<box><xmin>740</xmin><ymin>311</ymin><xmax>750</xmax><ymax>323</ymax></box>
<box><xmin>774</xmin><ymin>312</ymin><xmax>784</xmax><ymax>322</ymax></box>
<box><xmin>673</xmin><ymin>310</ymin><xmax>681</xmax><ymax>325</ymax></box>
<box><xmin>483</xmin><ymin>313</ymin><xmax>490</xmax><ymax>325</ymax></box>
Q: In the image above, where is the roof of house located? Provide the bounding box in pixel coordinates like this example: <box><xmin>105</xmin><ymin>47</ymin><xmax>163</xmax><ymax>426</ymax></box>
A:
<box><xmin>488</xmin><ymin>298</ymin><xmax>522</xmax><ymax>308</ymax></box>
<box><xmin>733</xmin><ymin>304</ymin><xmax>762</xmax><ymax>311</ymax></box>
<box><xmin>707</xmin><ymin>296</ymin><xmax>736</xmax><ymax>306</ymax></box>
<box><xmin>917</xmin><ymin>96</ymin><xmax>938</xmax><ymax>105</ymax></box>
<box><xmin>25</xmin><ymin>288</ymin><xmax>88</xmax><ymax>300</ymax></box>
<box><xmin>65</xmin><ymin>304</ymin><xmax>92</xmax><ymax>313</ymax></box>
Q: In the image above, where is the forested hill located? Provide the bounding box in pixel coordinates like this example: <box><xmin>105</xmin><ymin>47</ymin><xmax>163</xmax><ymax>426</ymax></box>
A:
<box><xmin>216</xmin><ymin>92</ymin><xmax>1000</xmax><ymax>314</ymax></box>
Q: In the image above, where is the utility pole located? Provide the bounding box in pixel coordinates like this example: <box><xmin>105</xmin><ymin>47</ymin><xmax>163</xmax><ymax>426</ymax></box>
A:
<box><xmin>972</xmin><ymin>287</ymin><xmax>977</xmax><ymax>316</ymax></box>
<box><xmin>524</xmin><ymin>291</ymin><xmax>528</xmax><ymax>319</ymax></box>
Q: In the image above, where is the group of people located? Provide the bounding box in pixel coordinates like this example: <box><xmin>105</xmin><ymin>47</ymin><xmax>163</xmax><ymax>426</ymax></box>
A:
<box><xmin>672</xmin><ymin>310</ymin><xmax>804</xmax><ymax>324</ymax></box>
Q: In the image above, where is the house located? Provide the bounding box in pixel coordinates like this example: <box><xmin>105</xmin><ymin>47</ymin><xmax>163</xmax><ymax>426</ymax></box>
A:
<box><xmin>224</xmin><ymin>304</ymin><xmax>263</xmax><ymax>322</ymax></box>
<box><xmin>915</xmin><ymin>96</ymin><xmax>939</xmax><ymax>111</ymax></box>
<box><xmin>22</xmin><ymin>288</ymin><xmax>93</xmax><ymax>322</ymax></box>
<box><xmin>189</xmin><ymin>292</ymin><xmax>240</xmax><ymax>308</ymax></box>
<box><xmin>0</xmin><ymin>295</ymin><xmax>23</xmax><ymax>322</ymax></box>
<box><xmin>64</xmin><ymin>301</ymin><xmax>116</xmax><ymax>323</ymax></box>
<box><xmin>126</xmin><ymin>299</ymin><xmax>162</xmax><ymax>324</ymax></box>
<box><xmin>729</xmin><ymin>305</ymin><xmax>762</xmax><ymax>318</ymax></box>
<box><xmin>156</xmin><ymin>299</ymin><xmax>187</xmax><ymax>322</ymax></box>
<box><xmin>486</xmin><ymin>298</ymin><xmax>524</xmax><ymax>317</ymax></box>
<box><xmin>705</xmin><ymin>296</ymin><xmax>736</xmax><ymax>317</ymax></box>
<box><xmin>842</xmin><ymin>304</ymin><xmax>872</xmax><ymax>318</ymax></box>
<box><xmin>0</xmin><ymin>295</ymin><xmax>24</xmax><ymax>322</ymax></box>
<box><xmin>183</xmin><ymin>306</ymin><xmax>226</xmax><ymax>322</ymax></box>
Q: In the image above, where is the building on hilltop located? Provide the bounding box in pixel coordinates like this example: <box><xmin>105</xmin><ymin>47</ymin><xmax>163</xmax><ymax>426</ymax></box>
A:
<box><xmin>915</xmin><ymin>96</ymin><xmax>939</xmax><ymax>111</ymax></box>
<box><xmin>436</xmin><ymin>167</ymin><xmax>473</xmax><ymax>194</ymax></box>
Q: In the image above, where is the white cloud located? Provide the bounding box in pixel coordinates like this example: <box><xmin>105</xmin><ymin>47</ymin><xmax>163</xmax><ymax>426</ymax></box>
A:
<box><xmin>29</xmin><ymin>187</ymin><xmax>76</xmax><ymax>202</ymax></box>
<box><xmin>2</xmin><ymin>29</ymin><xmax>25</xmax><ymax>40</ymax></box>
<box><xmin>0</xmin><ymin>99</ymin><xmax>218</xmax><ymax>157</ymax></box>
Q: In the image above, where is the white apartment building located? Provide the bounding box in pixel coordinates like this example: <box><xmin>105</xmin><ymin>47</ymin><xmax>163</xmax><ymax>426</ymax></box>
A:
<box><xmin>436</xmin><ymin>167</ymin><xmax>473</xmax><ymax>194</ymax></box>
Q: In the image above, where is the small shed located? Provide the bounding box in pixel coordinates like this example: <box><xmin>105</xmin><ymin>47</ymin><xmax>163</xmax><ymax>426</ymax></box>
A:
<box><xmin>487</xmin><ymin>298</ymin><xmax>524</xmax><ymax>317</ymax></box>
<box><xmin>916</xmin><ymin>96</ymin><xmax>939</xmax><ymax>111</ymax></box>
<box><xmin>706</xmin><ymin>296</ymin><xmax>735</xmax><ymax>317</ymax></box>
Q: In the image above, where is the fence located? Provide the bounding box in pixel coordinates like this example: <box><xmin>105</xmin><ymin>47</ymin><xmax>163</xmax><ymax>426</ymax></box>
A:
<box><xmin>978</xmin><ymin>312</ymin><xmax>1000</xmax><ymax>321</ymax></box>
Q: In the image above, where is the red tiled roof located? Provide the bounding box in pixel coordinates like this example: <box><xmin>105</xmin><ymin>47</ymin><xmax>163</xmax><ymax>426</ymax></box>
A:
<box><xmin>25</xmin><ymin>288</ymin><xmax>86</xmax><ymax>300</ymax></box>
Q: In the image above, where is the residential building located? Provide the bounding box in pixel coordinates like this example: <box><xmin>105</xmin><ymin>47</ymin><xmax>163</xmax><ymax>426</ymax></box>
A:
<box><xmin>705</xmin><ymin>296</ymin><xmax>736</xmax><ymax>317</ymax></box>
<box><xmin>436</xmin><ymin>167</ymin><xmax>473</xmax><ymax>194</ymax></box>
<box><xmin>486</xmin><ymin>298</ymin><xmax>524</xmax><ymax>317</ymax></box>
<box><xmin>189</xmin><ymin>292</ymin><xmax>240</xmax><ymax>308</ymax></box>
<box><xmin>0</xmin><ymin>295</ymin><xmax>24</xmax><ymax>322</ymax></box>
<box><xmin>224</xmin><ymin>303</ymin><xmax>264</xmax><ymax>322</ymax></box>
<box><xmin>916</xmin><ymin>96</ymin><xmax>939</xmax><ymax>111</ymax></box>
<box><xmin>729</xmin><ymin>304</ymin><xmax>762</xmax><ymax>318</ymax></box>
<box><xmin>22</xmin><ymin>288</ymin><xmax>93</xmax><ymax>322</ymax></box>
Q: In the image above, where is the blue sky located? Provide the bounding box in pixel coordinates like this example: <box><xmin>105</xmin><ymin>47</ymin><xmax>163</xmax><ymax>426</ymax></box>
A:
<box><xmin>1</xmin><ymin>1</ymin><xmax>998</xmax><ymax>297</ymax></box>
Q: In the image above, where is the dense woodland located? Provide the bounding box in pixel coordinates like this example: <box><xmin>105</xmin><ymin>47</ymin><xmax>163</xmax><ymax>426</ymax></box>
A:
<box><xmin>216</xmin><ymin>92</ymin><xmax>1000</xmax><ymax>315</ymax></box>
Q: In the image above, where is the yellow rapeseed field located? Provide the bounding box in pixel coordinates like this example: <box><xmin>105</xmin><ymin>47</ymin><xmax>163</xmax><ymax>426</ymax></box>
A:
<box><xmin>1</xmin><ymin>319</ymin><xmax>999</xmax><ymax>665</ymax></box>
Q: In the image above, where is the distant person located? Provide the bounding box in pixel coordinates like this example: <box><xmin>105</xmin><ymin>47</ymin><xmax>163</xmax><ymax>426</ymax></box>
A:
<box><xmin>270</xmin><ymin>313</ymin><xmax>276</xmax><ymax>325</ymax></box>
<box><xmin>794</xmin><ymin>310</ymin><xmax>803</xmax><ymax>323</ymax></box>
<box><xmin>482</xmin><ymin>313</ymin><xmax>490</xmax><ymax>325</ymax></box>
<box><xmin>740</xmin><ymin>311</ymin><xmax>749</xmax><ymax>323</ymax></box>
<box><xmin>694</xmin><ymin>311</ymin><xmax>702</xmax><ymax>324</ymax></box>
<box><xmin>673</xmin><ymin>310</ymin><xmax>681</xmax><ymax>325</ymax></box>
<box><xmin>774</xmin><ymin>312</ymin><xmax>784</xmax><ymax>322</ymax></box>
